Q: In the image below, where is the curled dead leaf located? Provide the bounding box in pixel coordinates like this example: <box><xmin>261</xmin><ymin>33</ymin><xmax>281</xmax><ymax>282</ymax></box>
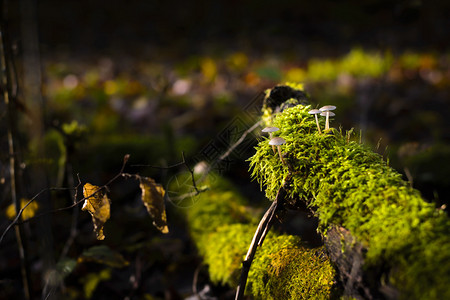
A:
<box><xmin>82</xmin><ymin>183</ymin><xmax>110</xmax><ymax>240</ymax></box>
<box><xmin>139</xmin><ymin>177</ymin><xmax>169</xmax><ymax>234</ymax></box>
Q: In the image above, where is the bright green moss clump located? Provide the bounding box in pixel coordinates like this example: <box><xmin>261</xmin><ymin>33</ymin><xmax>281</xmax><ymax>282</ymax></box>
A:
<box><xmin>173</xmin><ymin>172</ymin><xmax>337</xmax><ymax>299</ymax></box>
<box><xmin>248</xmin><ymin>235</ymin><xmax>335</xmax><ymax>300</ymax></box>
<box><xmin>249</xmin><ymin>104</ymin><xmax>450</xmax><ymax>299</ymax></box>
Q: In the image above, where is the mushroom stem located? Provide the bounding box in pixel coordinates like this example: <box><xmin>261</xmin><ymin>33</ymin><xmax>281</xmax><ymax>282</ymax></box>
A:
<box><xmin>277</xmin><ymin>146</ymin><xmax>286</xmax><ymax>165</ymax></box>
<box><xmin>319</xmin><ymin>105</ymin><xmax>336</xmax><ymax>132</ymax></box>
<box><xmin>262</xmin><ymin>127</ymin><xmax>280</xmax><ymax>154</ymax></box>
<box><xmin>269</xmin><ymin>137</ymin><xmax>286</xmax><ymax>165</ymax></box>
<box><xmin>308</xmin><ymin>109</ymin><xmax>323</xmax><ymax>134</ymax></box>
<box><xmin>269</xmin><ymin>133</ymin><xmax>276</xmax><ymax>154</ymax></box>
<box><xmin>314</xmin><ymin>114</ymin><xmax>322</xmax><ymax>134</ymax></box>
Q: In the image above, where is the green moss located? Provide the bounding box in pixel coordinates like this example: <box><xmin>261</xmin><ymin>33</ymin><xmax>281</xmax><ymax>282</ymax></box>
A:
<box><xmin>202</xmin><ymin>223</ymin><xmax>254</xmax><ymax>286</ymax></box>
<box><xmin>173</xmin><ymin>173</ymin><xmax>256</xmax><ymax>234</ymax></box>
<box><xmin>186</xmin><ymin>189</ymin><xmax>256</xmax><ymax>247</ymax></box>
<box><xmin>249</xmin><ymin>103</ymin><xmax>450</xmax><ymax>299</ymax></box>
<box><xmin>172</xmin><ymin>172</ymin><xmax>338</xmax><ymax>298</ymax></box>
<box><xmin>248</xmin><ymin>235</ymin><xmax>335</xmax><ymax>300</ymax></box>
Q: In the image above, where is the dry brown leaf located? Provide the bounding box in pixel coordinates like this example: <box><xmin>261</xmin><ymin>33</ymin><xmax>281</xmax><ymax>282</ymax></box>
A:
<box><xmin>139</xmin><ymin>177</ymin><xmax>169</xmax><ymax>234</ymax></box>
<box><xmin>82</xmin><ymin>183</ymin><xmax>111</xmax><ymax>240</ymax></box>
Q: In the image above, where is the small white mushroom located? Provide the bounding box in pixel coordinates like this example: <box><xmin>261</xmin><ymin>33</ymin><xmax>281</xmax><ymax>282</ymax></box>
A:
<box><xmin>319</xmin><ymin>105</ymin><xmax>336</xmax><ymax>130</ymax></box>
<box><xmin>308</xmin><ymin>109</ymin><xmax>322</xmax><ymax>134</ymax></box>
<box><xmin>262</xmin><ymin>127</ymin><xmax>280</xmax><ymax>153</ymax></box>
<box><xmin>269</xmin><ymin>137</ymin><xmax>286</xmax><ymax>165</ymax></box>
<box><xmin>320</xmin><ymin>111</ymin><xmax>336</xmax><ymax>130</ymax></box>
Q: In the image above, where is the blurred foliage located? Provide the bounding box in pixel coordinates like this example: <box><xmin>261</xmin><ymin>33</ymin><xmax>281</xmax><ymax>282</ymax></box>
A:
<box><xmin>5</xmin><ymin>198</ymin><xmax>39</xmax><ymax>220</ymax></box>
<box><xmin>78</xmin><ymin>245</ymin><xmax>129</xmax><ymax>268</ymax></box>
<box><xmin>41</xmin><ymin>48</ymin><xmax>450</xmax><ymax>161</ymax></box>
<box><xmin>81</xmin><ymin>268</ymin><xmax>112</xmax><ymax>299</ymax></box>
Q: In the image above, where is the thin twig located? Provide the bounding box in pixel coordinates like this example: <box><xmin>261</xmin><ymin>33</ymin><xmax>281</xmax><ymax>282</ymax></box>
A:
<box><xmin>200</xmin><ymin>120</ymin><xmax>262</xmax><ymax>183</ymax></box>
<box><xmin>0</xmin><ymin>14</ymin><xmax>32</xmax><ymax>299</ymax></box>
<box><xmin>235</xmin><ymin>182</ymin><xmax>288</xmax><ymax>300</ymax></box>
<box><xmin>1</xmin><ymin>154</ymin><xmax>130</xmax><ymax>235</ymax></box>
<box><xmin>182</xmin><ymin>151</ymin><xmax>203</xmax><ymax>195</ymax></box>
<box><xmin>169</xmin><ymin>187</ymin><xmax>209</xmax><ymax>202</ymax></box>
<box><xmin>130</xmin><ymin>161</ymin><xmax>187</xmax><ymax>169</ymax></box>
<box><xmin>131</xmin><ymin>152</ymin><xmax>200</xmax><ymax>192</ymax></box>
<box><xmin>130</xmin><ymin>158</ymin><xmax>186</xmax><ymax>169</ymax></box>
<box><xmin>135</xmin><ymin>118</ymin><xmax>261</xmax><ymax>197</ymax></box>
<box><xmin>220</xmin><ymin>120</ymin><xmax>262</xmax><ymax>162</ymax></box>
<box><xmin>234</xmin><ymin>200</ymin><xmax>278</xmax><ymax>300</ymax></box>
<box><xmin>192</xmin><ymin>263</ymin><xmax>203</xmax><ymax>298</ymax></box>
<box><xmin>122</xmin><ymin>173</ymin><xmax>208</xmax><ymax>203</ymax></box>
<box><xmin>59</xmin><ymin>171</ymin><xmax>82</xmax><ymax>259</ymax></box>
<box><xmin>129</xmin><ymin>151</ymin><xmax>206</xmax><ymax>198</ymax></box>
<box><xmin>0</xmin><ymin>187</ymin><xmax>73</xmax><ymax>244</ymax></box>
<box><xmin>258</xmin><ymin>201</ymin><xmax>278</xmax><ymax>247</ymax></box>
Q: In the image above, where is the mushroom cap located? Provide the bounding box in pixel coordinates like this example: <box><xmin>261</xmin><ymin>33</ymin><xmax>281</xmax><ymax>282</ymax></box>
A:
<box><xmin>320</xmin><ymin>111</ymin><xmax>335</xmax><ymax>117</ymax></box>
<box><xmin>269</xmin><ymin>137</ymin><xmax>286</xmax><ymax>146</ymax></box>
<box><xmin>308</xmin><ymin>109</ymin><xmax>322</xmax><ymax>115</ymax></box>
<box><xmin>262</xmin><ymin>126</ymin><xmax>280</xmax><ymax>133</ymax></box>
<box><xmin>320</xmin><ymin>105</ymin><xmax>336</xmax><ymax>112</ymax></box>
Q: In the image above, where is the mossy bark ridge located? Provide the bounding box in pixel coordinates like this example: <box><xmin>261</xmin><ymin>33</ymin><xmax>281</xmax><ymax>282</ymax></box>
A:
<box><xmin>249</xmin><ymin>84</ymin><xmax>450</xmax><ymax>299</ymax></box>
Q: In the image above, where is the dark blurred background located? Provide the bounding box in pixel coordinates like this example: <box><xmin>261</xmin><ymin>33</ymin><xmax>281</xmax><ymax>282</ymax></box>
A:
<box><xmin>37</xmin><ymin>0</ymin><xmax>450</xmax><ymax>54</ymax></box>
<box><xmin>7</xmin><ymin>0</ymin><xmax>450</xmax><ymax>55</ymax></box>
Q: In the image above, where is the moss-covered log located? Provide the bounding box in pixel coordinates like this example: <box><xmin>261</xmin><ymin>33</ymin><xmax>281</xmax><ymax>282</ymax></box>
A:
<box><xmin>172</xmin><ymin>174</ymin><xmax>337</xmax><ymax>299</ymax></box>
<box><xmin>248</xmin><ymin>84</ymin><xmax>450</xmax><ymax>299</ymax></box>
<box><xmin>173</xmin><ymin>83</ymin><xmax>449</xmax><ymax>299</ymax></box>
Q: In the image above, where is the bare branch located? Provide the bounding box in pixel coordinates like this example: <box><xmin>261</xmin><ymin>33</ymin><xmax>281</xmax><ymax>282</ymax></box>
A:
<box><xmin>235</xmin><ymin>181</ymin><xmax>289</xmax><ymax>300</ymax></box>
<box><xmin>200</xmin><ymin>120</ymin><xmax>262</xmax><ymax>183</ymax></box>
<box><xmin>59</xmin><ymin>170</ymin><xmax>82</xmax><ymax>259</ymax></box>
<box><xmin>1</xmin><ymin>154</ymin><xmax>131</xmax><ymax>239</ymax></box>
<box><xmin>219</xmin><ymin>120</ymin><xmax>263</xmax><ymax>162</ymax></box>
<box><xmin>1</xmin><ymin>14</ymin><xmax>32</xmax><ymax>298</ymax></box>
<box><xmin>128</xmin><ymin>151</ymin><xmax>206</xmax><ymax>198</ymax></box>
<box><xmin>0</xmin><ymin>187</ymin><xmax>73</xmax><ymax>244</ymax></box>
<box><xmin>123</xmin><ymin>152</ymin><xmax>209</xmax><ymax>204</ymax></box>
